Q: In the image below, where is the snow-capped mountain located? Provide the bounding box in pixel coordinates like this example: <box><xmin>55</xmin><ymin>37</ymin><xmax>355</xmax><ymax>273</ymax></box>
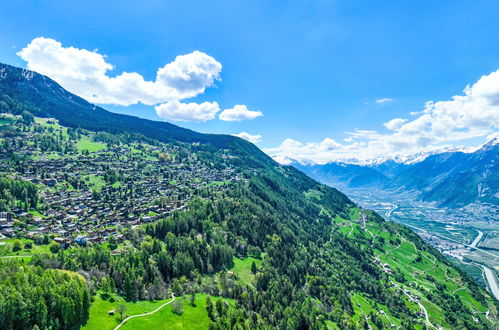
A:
<box><xmin>290</xmin><ymin>138</ymin><xmax>499</xmax><ymax>208</ymax></box>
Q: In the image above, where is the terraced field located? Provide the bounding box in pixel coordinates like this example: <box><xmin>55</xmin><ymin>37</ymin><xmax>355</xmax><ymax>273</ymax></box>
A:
<box><xmin>332</xmin><ymin>207</ymin><xmax>497</xmax><ymax>328</ymax></box>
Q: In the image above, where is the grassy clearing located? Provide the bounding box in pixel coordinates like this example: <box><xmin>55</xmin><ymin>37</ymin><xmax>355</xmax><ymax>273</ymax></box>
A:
<box><xmin>84</xmin><ymin>174</ymin><xmax>107</xmax><ymax>191</ymax></box>
<box><xmin>0</xmin><ymin>238</ymin><xmax>51</xmax><ymax>256</ymax></box>
<box><xmin>304</xmin><ymin>189</ymin><xmax>322</xmax><ymax>201</ymax></box>
<box><xmin>28</xmin><ymin>210</ymin><xmax>46</xmax><ymax>218</ymax></box>
<box><xmin>206</xmin><ymin>180</ymin><xmax>232</xmax><ymax>187</ymax></box>
<box><xmin>122</xmin><ymin>294</ymin><xmax>233</xmax><ymax>330</ymax></box>
<box><xmin>83</xmin><ymin>293</ymin><xmax>232</xmax><ymax>330</ymax></box>
<box><xmin>82</xmin><ymin>293</ymin><xmax>169</xmax><ymax>330</ymax></box>
<box><xmin>231</xmin><ymin>257</ymin><xmax>262</xmax><ymax>285</ymax></box>
<box><xmin>0</xmin><ymin>117</ymin><xmax>14</xmax><ymax>125</ymax></box>
<box><xmin>77</xmin><ymin>137</ymin><xmax>107</xmax><ymax>153</ymax></box>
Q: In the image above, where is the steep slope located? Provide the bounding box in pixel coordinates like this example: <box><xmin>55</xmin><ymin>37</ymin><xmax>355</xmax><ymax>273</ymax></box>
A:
<box><xmin>386</xmin><ymin>142</ymin><xmax>498</xmax><ymax>207</ymax></box>
<box><xmin>0</xmin><ymin>63</ymin><xmax>270</xmax><ymax>167</ymax></box>
<box><xmin>0</xmin><ymin>63</ymin><xmax>497</xmax><ymax>328</ymax></box>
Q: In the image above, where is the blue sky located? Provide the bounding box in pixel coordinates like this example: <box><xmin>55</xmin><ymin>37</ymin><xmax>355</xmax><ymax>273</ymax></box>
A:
<box><xmin>1</xmin><ymin>0</ymin><xmax>499</xmax><ymax>163</ymax></box>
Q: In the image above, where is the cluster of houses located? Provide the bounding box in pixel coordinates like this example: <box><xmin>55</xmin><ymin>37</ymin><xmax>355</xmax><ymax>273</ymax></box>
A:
<box><xmin>0</xmin><ymin>121</ymin><xmax>243</xmax><ymax>248</ymax></box>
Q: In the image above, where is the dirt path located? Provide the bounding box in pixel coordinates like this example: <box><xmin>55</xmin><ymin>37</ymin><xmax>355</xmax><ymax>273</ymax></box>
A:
<box><xmin>114</xmin><ymin>294</ymin><xmax>176</xmax><ymax>330</ymax></box>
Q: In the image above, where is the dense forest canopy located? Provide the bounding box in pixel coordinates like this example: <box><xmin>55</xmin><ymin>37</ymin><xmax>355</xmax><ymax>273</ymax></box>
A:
<box><xmin>0</xmin><ymin>259</ymin><xmax>90</xmax><ymax>330</ymax></box>
<box><xmin>0</xmin><ymin>176</ymin><xmax>39</xmax><ymax>211</ymax></box>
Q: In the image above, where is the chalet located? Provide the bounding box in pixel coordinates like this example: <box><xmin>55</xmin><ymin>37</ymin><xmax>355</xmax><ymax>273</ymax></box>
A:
<box><xmin>75</xmin><ymin>235</ymin><xmax>87</xmax><ymax>246</ymax></box>
<box><xmin>58</xmin><ymin>230</ymin><xmax>70</xmax><ymax>237</ymax></box>
<box><xmin>0</xmin><ymin>212</ymin><xmax>12</xmax><ymax>222</ymax></box>
<box><xmin>54</xmin><ymin>237</ymin><xmax>70</xmax><ymax>245</ymax></box>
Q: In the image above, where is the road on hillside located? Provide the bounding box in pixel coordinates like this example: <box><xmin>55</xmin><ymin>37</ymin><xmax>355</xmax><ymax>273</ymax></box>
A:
<box><xmin>400</xmin><ymin>223</ymin><xmax>498</xmax><ymax>260</ymax></box>
<box><xmin>403</xmin><ymin>223</ymin><xmax>499</xmax><ymax>301</ymax></box>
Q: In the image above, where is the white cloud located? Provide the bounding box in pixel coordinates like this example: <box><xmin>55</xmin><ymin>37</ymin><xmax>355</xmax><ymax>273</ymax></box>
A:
<box><xmin>264</xmin><ymin>138</ymin><xmax>346</xmax><ymax>164</ymax></box>
<box><xmin>233</xmin><ymin>132</ymin><xmax>262</xmax><ymax>143</ymax></box>
<box><xmin>383</xmin><ymin>118</ymin><xmax>408</xmax><ymax>131</ymax></box>
<box><xmin>266</xmin><ymin>69</ymin><xmax>499</xmax><ymax>164</ymax></box>
<box><xmin>375</xmin><ymin>98</ymin><xmax>393</xmax><ymax>104</ymax></box>
<box><xmin>219</xmin><ymin>105</ymin><xmax>263</xmax><ymax>121</ymax></box>
<box><xmin>154</xmin><ymin>100</ymin><xmax>220</xmax><ymax>122</ymax></box>
<box><xmin>345</xmin><ymin>129</ymin><xmax>382</xmax><ymax>140</ymax></box>
<box><xmin>17</xmin><ymin>37</ymin><xmax>229</xmax><ymax>122</ymax></box>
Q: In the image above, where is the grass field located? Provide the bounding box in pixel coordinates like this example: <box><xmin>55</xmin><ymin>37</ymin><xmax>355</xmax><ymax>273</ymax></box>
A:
<box><xmin>231</xmin><ymin>256</ymin><xmax>262</xmax><ymax>285</ymax></box>
<box><xmin>206</xmin><ymin>180</ymin><xmax>232</xmax><ymax>187</ymax></box>
<box><xmin>83</xmin><ymin>174</ymin><xmax>118</xmax><ymax>192</ymax></box>
<box><xmin>0</xmin><ymin>237</ymin><xmax>51</xmax><ymax>260</ymax></box>
<box><xmin>28</xmin><ymin>210</ymin><xmax>46</xmax><ymax>218</ymax></box>
<box><xmin>325</xmin><ymin>206</ymin><xmax>495</xmax><ymax>328</ymax></box>
<box><xmin>0</xmin><ymin>117</ymin><xmax>14</xmax><ymax>125</ymax></box>
<box><xmin>82</xmin><ymin>293</ymin><xmax>169</xmax><ymax>330</ymax></box>
<box><xmin>350</xmin><ymin>292</ymin><xmax>405</xmax><ymax>329</ymax></box>
<box><xmin>122</xmin><ymin>294</ymin><xmax>233</xmax><ymax>330</ymax></box>
<box><xmin>82</xmin><ymin>293</ymin><xmax>233</xmax><ymax>330</ymax></box>
<box><xmin>77</xmin><ymin>137</ymin><xmax>107</xmax><ymax>153</ymax></box>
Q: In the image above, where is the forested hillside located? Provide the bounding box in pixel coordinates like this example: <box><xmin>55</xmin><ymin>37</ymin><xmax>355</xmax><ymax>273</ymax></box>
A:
<box><xmin>0</xmin><ymin>63</ymin><xmax>498</xmax><ymax>329</ymax></box>
<box><xmin>0</xmin><ymin>259</ymin><xmax>90</xmax><ymax>329</ymax></box>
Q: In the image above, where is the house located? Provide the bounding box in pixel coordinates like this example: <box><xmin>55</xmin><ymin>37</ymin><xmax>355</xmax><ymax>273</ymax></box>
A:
<box><xmin>54</xmin><ymin>237</ymin><xmax>70</xmax><ymax>245</ymax></box>
<box><xmin>0</xmin><ymin>212</ymin><xmax>12</xmax><ymax>222</ymax></box>
<box><xmin>75</xmin><ymin>235</ymin><xmax>87</xmax><ymax>246</ymax></box>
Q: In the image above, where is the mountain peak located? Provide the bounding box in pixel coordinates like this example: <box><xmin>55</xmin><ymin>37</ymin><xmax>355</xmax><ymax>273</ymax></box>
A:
<box><xmin>480</xmin><ymin>135</ymin><xmax>499</xmax><ymax>151</ymax></box>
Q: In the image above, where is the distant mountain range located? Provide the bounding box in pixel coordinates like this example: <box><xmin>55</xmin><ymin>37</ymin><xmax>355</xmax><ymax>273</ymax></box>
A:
<box><xmin>293</xmin><ymin>138</ymin><xmax>498</xmax><ymax>208</ymax></box>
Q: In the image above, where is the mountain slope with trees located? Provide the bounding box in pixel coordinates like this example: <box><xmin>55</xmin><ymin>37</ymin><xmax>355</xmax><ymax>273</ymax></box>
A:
<box><xmin>0</xmin><ymin>63</ymin><xmax>497</xmax><ymax>329</ymax></box>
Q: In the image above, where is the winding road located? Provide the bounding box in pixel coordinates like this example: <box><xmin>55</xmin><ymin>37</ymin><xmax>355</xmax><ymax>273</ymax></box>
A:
<box><xmin>480</xmin><ymin>265</ymin><xmax>499</xmax><ymax>301</ymax></box>
<box><xmin>401</xmin><ymin>223</ymin><xmax>498</xmax><ymax>260</ymax></box>
<box><xmin>385</xmin><ymin>204</ymin><xmax>398</xmax><ymax>217</ymax></box>
<box><xmin>114</xmin><ymin>294</ymin><xmax>175</xmax><ymax>330</ymax></box>
<box><xmin>470</xmin><ymin>230</ymin><xmax>484</xmax><ymax>248</ymax></box>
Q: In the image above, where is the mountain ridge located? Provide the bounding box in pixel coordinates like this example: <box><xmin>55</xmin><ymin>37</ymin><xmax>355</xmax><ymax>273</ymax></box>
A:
<box><xmin>0</xmin><ymin>62</ymin><xmax>497</xmax><ymax>328</ymax></box>
<box><xmin>0</xmin><ymin>63</ymin><xmax>273</xmax><ymax>167</ymax></box>
<box><xmin>293</xmin><ymin>141</ymin><xmax>499</xmax><ymax>208</ymax></box>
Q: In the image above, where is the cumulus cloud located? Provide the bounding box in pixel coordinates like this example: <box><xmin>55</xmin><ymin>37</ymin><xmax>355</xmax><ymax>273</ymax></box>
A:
<box><xmin>17</xmin><ymin>37</ymin><xmax>221</xmax><ymax>106</ymax></box>
<box><xmin>376</xmin><ymin>98</ymin><xmax>393</xmax><ymax>103</ymax></box>
<box><xmin>17</xmin><ymin>37</ymin><xmax>261</xmax><ymax>123</ymax></box>
<box><xmin>233</xmin><ymin>132</ymin><xmax>262</xmax><ymax>143</ymax></box>
<box><xmin>265</xmin><ymin>138</ymin><xmax>347</xmax><ymax>164</ymax></box>
<box><xmin>266</xmin><ymin>70</ymin><xmax>499</xmax><ymax>163</ymax></box>
<box><xmin>219</xmin><ymin>105</ymin><xmax>263</xmax><ymax>121</ymax></box>
<box><xmin>383</xmin><ymin>118</ymin><xmax>408</xmax><ymax>131</ymax></box>
<box><xmin>154</xmin><ymin>100</ymin><xmax>220</xmax><ymax>122</ymax></box>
